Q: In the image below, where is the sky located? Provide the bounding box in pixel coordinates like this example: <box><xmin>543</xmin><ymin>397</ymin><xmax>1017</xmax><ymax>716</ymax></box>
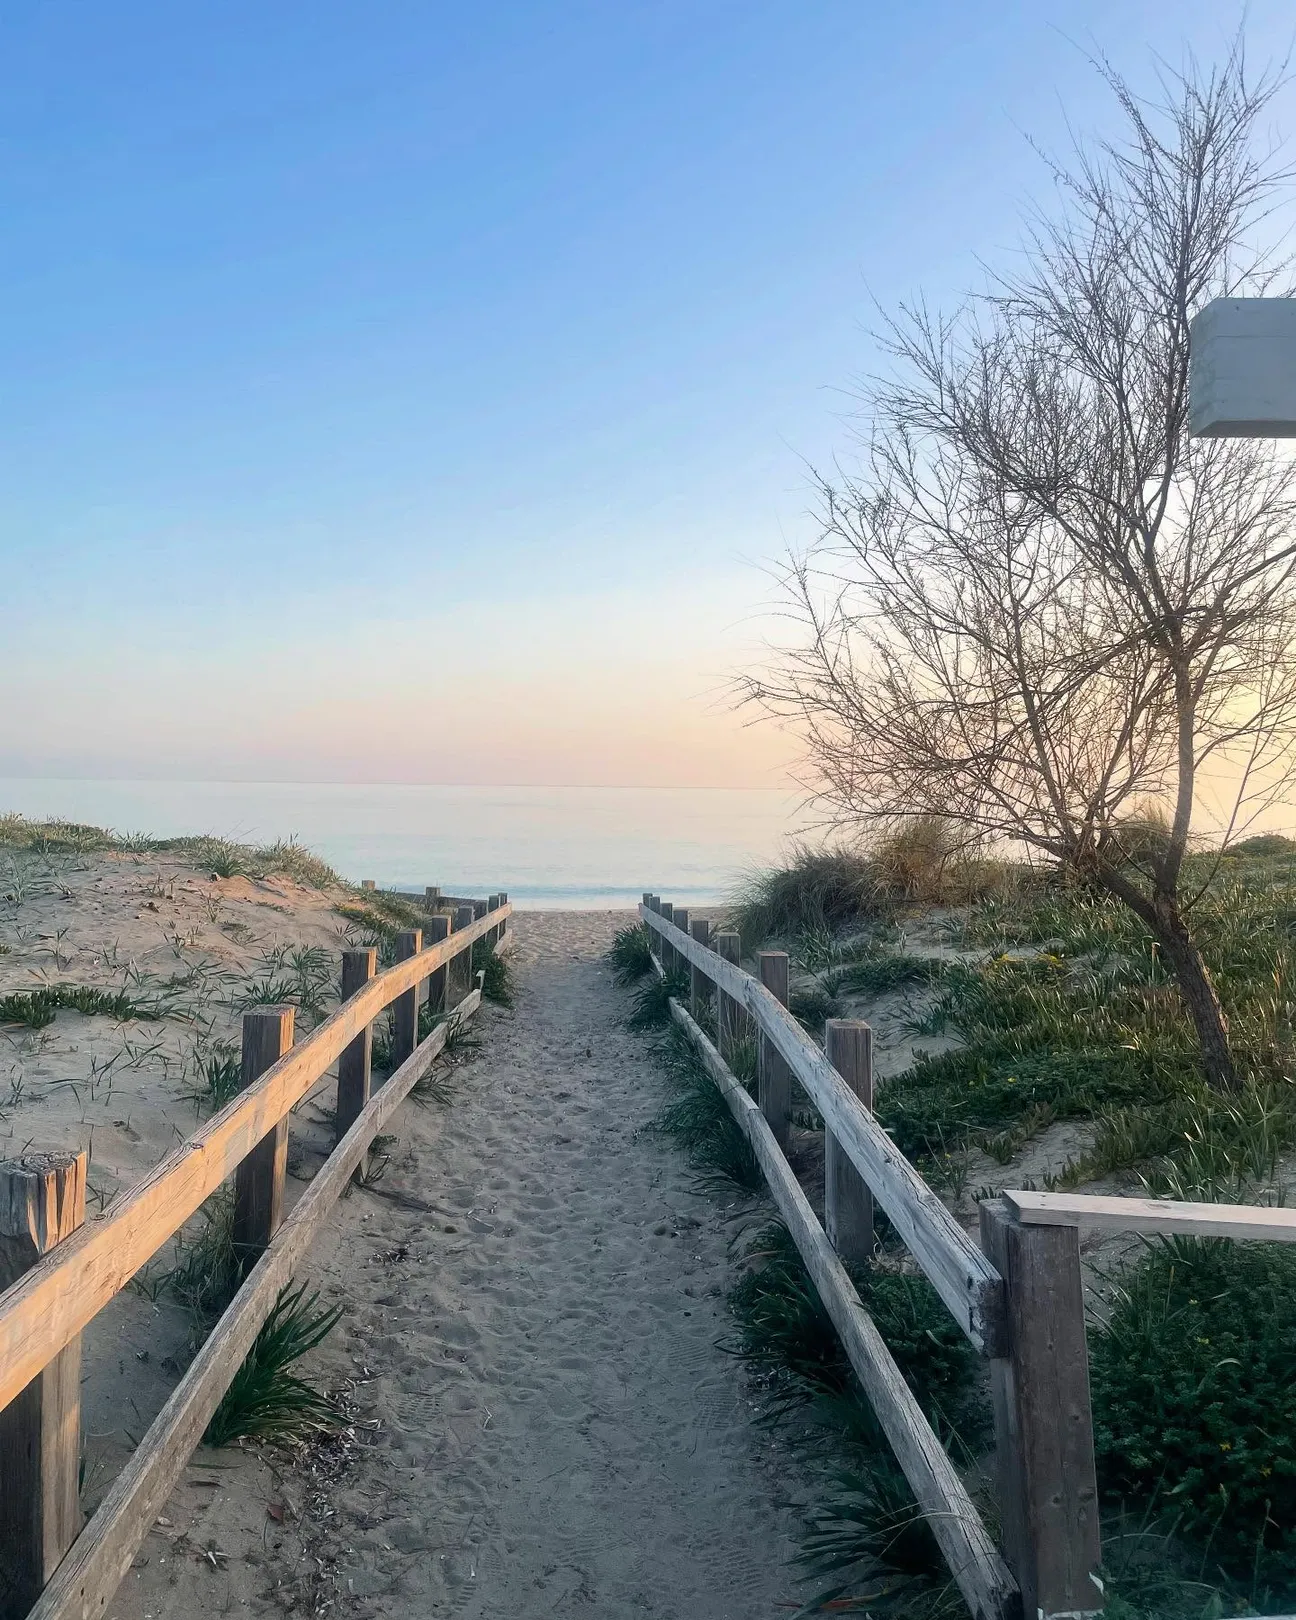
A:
<box><xmin>2</xmin><ymin>1</ymin><xmax>1295</xmax><ymax>788</ymax></box>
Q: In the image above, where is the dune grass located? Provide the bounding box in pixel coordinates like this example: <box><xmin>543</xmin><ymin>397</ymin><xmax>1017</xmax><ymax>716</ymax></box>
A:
<box><xmin>0</xmin><ymin>815</ymin><xmax>343</xmax><ymax>890</ymax></box>
<box><xmin>204</xmin><ymin>1281</ymin><xmax>342</xmax><ymax>1446</ymax></box>
<box><xmin>472</xmin><ymin>937</ymin><xmax>514</xmax><ymax>1006</ymax></box>
<box><xmin>608</xmin><ymin>922</ymin><xmax>655</xmax><ymax>985</ymax></box>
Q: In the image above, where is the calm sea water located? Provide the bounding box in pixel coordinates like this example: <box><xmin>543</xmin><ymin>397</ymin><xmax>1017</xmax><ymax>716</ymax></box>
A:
<box><xmin>0</xmin><ymin>780</ymin><xmax>809</xmax><ymax>909</ymax></box>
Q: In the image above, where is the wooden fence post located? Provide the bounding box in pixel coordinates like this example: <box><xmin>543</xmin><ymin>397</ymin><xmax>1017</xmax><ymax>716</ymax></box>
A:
<box><xmin>232</xmin><ymin>1007</ymin><xmax>295</xmax><ymax>1265</ymax></box>
<box><xmin>689</xmin><ymin>917</ymin><xmax>712</xmax><ymax>1025</ymax></box>
<box><xmin>487</xmin><ymin>893</ymin><xmax>501</xmax><ymax>946</ymax></box>
<box><xmin>424</xmin><ymin>885</ymin><xmax>441</xmax><ymax>910</ymax></box>
<box><xmin>498</xmin><ymin>891</ymin><xmax>508</xmax><ymax>940</ymax></box>
<box><xmin>361</xmin><ymin>879</ymin><xmax>376</xmax><ymax>892</ymax></box>
<box><xmin>0</xmin><ymin>1150</ymin><xmax>86</xmax><ymax>1620</ymax></box>
<box><xmin>979</xmin><ymin>1200</ymin><xmax>1103</xmax><ymax>1620</ymax></box>
<box><xmin>337</xmin><ymin>948</ymin><xmax>377</xmax><ymax>1150</ymax></box>
<box><xmin>757</xmin><ymin>951</ymin><xmax>792</xmax><ymax>1148</ymax></box>
<box><xmin>660</xmin><ymin>902</ymin><xmax>676</xmax><ymax>976</ymax></box>
<box><xmin>425</xmin><ymin>913</ymin><xmax>450</xmax><ymax>1020</ymax></box>
<box><xmin>671</xmin><ymin>908</ymin><xmax>689</xmax><ymax>982</ymax></box>
<box><xmin>392</xmin><ymin>929</ymin><xmax>423</xmax><ymax>1066</ymax></box>
<box><xmin>713</xmin><ymin>930</ymin><xmax>744</xmax><ymax>1060</ymax></box>
<box><xmin>454</xmin><ymin>905</ymin><xmax>475</xmax><ymax>1004</ymax></box>
<box><xmin>824</xmin><ymin>1020</ymin><xmax>874</xmax><ymax>1264</ymax></box>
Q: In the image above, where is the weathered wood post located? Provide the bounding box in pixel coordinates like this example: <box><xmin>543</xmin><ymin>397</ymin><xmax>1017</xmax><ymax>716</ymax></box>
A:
<box><xmin>392</xmin><ymin>929</ymin><xmax>423</xmax><ymax>1067</ymax></box>
<box><xmin>689</xmin><ymin>917</ymin><xmax>712</xmax><ymax>1025</ymax></box>
<box><xmin>425</xmin><ymin>913</ymin><xmax>450</xmax><ymax>1021</ymax></box>
<box><xmin>645</xmin><ymin>896</ymin><xmax>662</xmax><ymax>970</ymax></box>
<box><xmin>757</xmin><ymin>951</ymin><xmax>792</xmax><ymax>1148</ymax></box>
<box><xmin>659</xmin><ymin>902</ymin><xmax>676</xmax><ymax>977</ymax></box>
<box><xmin>425</xmin><ymin>885</ymin><xmax>441</xmax><ymax>910</ymax></box>
<box><xmin>978</xmin><ymin>1200</ymin><xmax>1103</xmax><ymax>1620</ymax></box>
<box><xmin>361</xmin><ymin>879</ymin><xmax>376</xmax><ymax>892</ymax></box>
<box><xmin>337</xmin><ymin>947</ymin><xmax>377</xmax><ymax>1147</ymax></box>
<box><xmin>824</xmin><ymin>1020</ymin><xmax>874</xmax><ymax>1264</ymax></box>
<box><xmin>454</xmin><ymin>904</ymin><xmax>475</xmax><ymax>1004</ymax></box>
<box><xmin>0</xmin><ymin>1150</ymin><xmax>86</xmax><ymax>1620</ymax></box>
<box><xmin>713</xmin><ymin>930</ymin><xmax>743</xmax><ymax>1060</ymax></box>
<box><xmin>232</xmin><ymin>1006</ymin><xmax>295</xmax><ymax>1265</ymax></box>
<box><xmin>671</xmin><ymin>908</ymin><xmax>689</xmax><ymax>984</ymax></box>
<box><xmin>487</xmin><ymin>893</ymin><xmax>502</xmax><ymax>947</ymax></box>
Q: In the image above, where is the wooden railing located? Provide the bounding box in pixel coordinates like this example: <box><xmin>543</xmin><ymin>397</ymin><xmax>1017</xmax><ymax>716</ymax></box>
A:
<box><xmin>640</xmin><ymin>897</ymin><xmax>1022</xmax><ymax>1620</ymax></box>
<box><xmin>645</xmin><ymin>895</ymin><xmax>1296</xmax><ymax>1620</ymax></box>
<box><xmin>0</xmin><ymin>888</ymin><xmax>511</xmax><ymax>1620</ymax></box>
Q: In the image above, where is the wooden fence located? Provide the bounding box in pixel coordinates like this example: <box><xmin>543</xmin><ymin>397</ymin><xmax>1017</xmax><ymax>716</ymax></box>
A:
<box><xmin>643</xmin><ymin>895</ymin><xmax>1296</xmax><ymax>1620</ymax></box>
<box><xmin>0</xmin><ymin>888</ymin><xmax>511</xmax><ymax>1620</ymax></box>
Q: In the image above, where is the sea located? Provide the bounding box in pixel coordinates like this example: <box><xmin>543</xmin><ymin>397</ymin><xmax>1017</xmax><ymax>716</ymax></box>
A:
<box><xmin>0</xmin><ymin>779</ymin><xmax>811</xmax><ymax>909</ymax></box>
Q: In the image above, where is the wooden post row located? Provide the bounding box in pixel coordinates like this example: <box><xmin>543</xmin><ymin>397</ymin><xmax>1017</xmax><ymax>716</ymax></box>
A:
<box><xmin>979</xmin><ymin>1200</ymin><xmax>1103</xmax><ymax>1619</ymax></box>
<box><xmin>689</xmin><ymin>917</ymin><xmax>712</xmax><ymax>1025</ymax></box>
<box><xmin>824</xmin><ymin>1020</ymin><xmax>874</xmax><ymax>1264</ymax></box>
<box><xmin>0</xmin><ymin>1151</ymin><xmax>86</xmax><ymax>1620</ymax></box>
<box><xmin>756</xmin><ymin>951</ymin><xmax>792</xmax><ymax>1148</ymax></box>
<box><xmin>232</xmin><ymin>1006</ymin><xmax>295</xmax><ymax>1267</ymax></box>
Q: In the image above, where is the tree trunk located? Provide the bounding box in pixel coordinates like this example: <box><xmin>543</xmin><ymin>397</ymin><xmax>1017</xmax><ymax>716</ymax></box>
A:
<box><xmin>1149</xmin><ymin>892</ymin><xmax>1238</xmax><ymax>1092</ymax></box>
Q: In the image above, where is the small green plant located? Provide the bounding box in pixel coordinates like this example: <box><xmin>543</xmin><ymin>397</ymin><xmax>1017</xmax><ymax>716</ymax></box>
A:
<box><xmin>0</xmin><ymin>984</ymin><xmax>158</xmax><ymax>1029</ymax></box>
<box><xmin>168</xmin><ymin>1189</ymin><xmax>240</xmax><ymax>1320</ymax></box>
<box><xmin>182</xmin><ymin>1040</ymin><xmax>243</xmax><ymax>1112</ymax></box>
<box><xmin>628</xmin><ymin>969</ymin><xmax>690</xmax><ymax>1030</ymax></box>
<box><xmin>653</xmin><ymin>1028</ymin><xmax>763</xmax><ymax>1195</ymax></box>
<box><xmin>204</xmin><ymin>1282</ymin><xmax>343</xmax><ymax>1446</ymax></box>
<box><xmin>609</xmin><ymin>923</ymin><xmax>656</xmax><ymax>985</ymax></box>
<box><xmin>472</xmin><ymin>938</ymin><xmax>513</xmax><ymax>1006</ymax></box>
<box><xmin>789</xmin><ymin>984</ymin><xmax>840</xmax><ymax>1032</ymax></box>
<box><xmin>795</xmin><ymin>1464</ymin><xmax>956</xmax><ymax>1617</ymax></box>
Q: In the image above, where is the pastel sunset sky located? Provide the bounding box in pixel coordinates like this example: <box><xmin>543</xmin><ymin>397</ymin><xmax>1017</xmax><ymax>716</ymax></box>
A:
<box><xmin>2</xmin><ymin>2</ymin><xmax>1293</xmax><ymax>787</ymax></box>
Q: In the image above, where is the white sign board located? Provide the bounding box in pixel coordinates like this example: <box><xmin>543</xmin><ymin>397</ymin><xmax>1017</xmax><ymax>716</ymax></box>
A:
<box><xmin>1189</xmin><ymin>297</ymin><xmax>1296</xmax><ymax>438</ymax></box>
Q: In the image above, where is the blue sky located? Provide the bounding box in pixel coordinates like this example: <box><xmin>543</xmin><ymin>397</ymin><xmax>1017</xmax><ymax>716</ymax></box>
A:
<box><xmin>2</xmin><ymin>2</ymin><xmax>1293</xmax><ymax>785</ymax></box>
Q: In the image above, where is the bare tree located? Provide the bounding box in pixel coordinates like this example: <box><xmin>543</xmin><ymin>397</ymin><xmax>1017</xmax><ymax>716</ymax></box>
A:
<box><xmin>745</xmin><ymin>49</ymin><xmax>1296</xmax><ymax>1091</ymax></box>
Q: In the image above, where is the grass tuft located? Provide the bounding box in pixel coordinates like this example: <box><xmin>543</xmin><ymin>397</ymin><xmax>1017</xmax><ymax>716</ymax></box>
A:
<box><xmin>628</xmin><ymin>969</ymin><xmax>690</xmax><ymax>1030</ymax></box>
<box><xmin>0</xmin><ymin>984</ymin><xmax>159</xmax><ymax>1029</ymax></box>
<box><xmin>653</xmin><ymin>1027</ymin><xmax>763</xmax><ymax>1195</ymax></box>
<box><xmin>204</xmin><ymin>1281</ymin><xmax>343</xmax><ymax>1446</ymax></box>
<box><xmin>472</xmin><ymin>937</ymin><xmax>513</xmax><ymax>1006</ymax></box>
<box><xmin>609</xmin><ymin>923</ymin><xmax>656</xmax><ymax>985</ymax></box>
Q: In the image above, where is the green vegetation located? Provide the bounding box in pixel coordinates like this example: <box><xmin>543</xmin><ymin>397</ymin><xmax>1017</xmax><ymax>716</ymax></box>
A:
<box><xmin>0</xmin><ymin>815</ymin><xmax>341</xmax><ymax>889</ymax></box>
<box><xmin>628</xmin><ymin>967</ymin><xmax>690</xmax><ymax>1030</ymax></box>
<box><xmin>1091</xmin><ymin>1235</ymin><xmax>1296</xmax><ymax>1593</ymax></box>
<box><xmin>204</xmin><ymin>1282</ymin><xmax>342</xmax><ymax>1446</ymax></box>
<box><xmin>237</xmin><ymin>942</ymin><xmax>336</xmax><ymax>1027</ymax></box>
<box><xmin>472</xmin><ymin>937</ymin><xmax>513</xmax><ymax>1006</ymax></box>
<box><xmin>182</xmin><ymin>1039</ymin><xmax>244</xmax><ymax>1112</ymax></box>
<box><xmin>0</xmin><ymin>983</ymin><xmax>159</xmax><ymax>1029</ymax></box>
<box><xmin>608</xmin><ymin>922</ymin><xmax>655</xmax><ymax>985</ymax></box>
<box><xmin>167</xmin><ymin>1189</ymin><xmax>241</xmax><ymax>1320</ymax></box>
<box><xmin>874</xmin><ymin>853</ymin><xmax>1296</xmax><ymax>1190</ymax></box>
<box><xmin>727</xmin><ymin>823</ymin><xmax>1005</xmax><ymax>951</ymax></box>
<box><xmin>653</xmin><ymin>1026</ymin><xmax>762</xmax><ymax>1195</ymax></box>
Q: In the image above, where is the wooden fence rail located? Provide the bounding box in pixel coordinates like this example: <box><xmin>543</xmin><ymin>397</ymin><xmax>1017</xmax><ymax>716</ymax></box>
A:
<box><xmin>642</xmin><ymin>896</ymin><xmax>1090</xmax><ymax>1620</ymax></box>
<box><xmin>0</xmin><ymin>891</ymin><xmax>511</xmax><ymax>1620</ymax></box>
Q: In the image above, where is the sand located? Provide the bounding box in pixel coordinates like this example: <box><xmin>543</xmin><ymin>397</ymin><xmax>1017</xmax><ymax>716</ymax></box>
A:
<box><xmin>29</xmin><ymin>907</ymin><xmax>813</xmax><ymax>1620</ymax></box>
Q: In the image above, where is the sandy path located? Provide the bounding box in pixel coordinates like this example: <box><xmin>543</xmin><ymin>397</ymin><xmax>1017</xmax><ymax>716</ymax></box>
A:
<box><xmin>118</xmin><ymin>911</ymin><xmax>805</xmax><ymax>1619</ymax></box>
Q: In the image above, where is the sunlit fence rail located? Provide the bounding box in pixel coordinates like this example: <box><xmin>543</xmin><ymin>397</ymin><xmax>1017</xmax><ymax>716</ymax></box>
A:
<box><xmin>0</xmin><ymin>889</ymin><xmax>510</xmax><ymax>1620</ymax></box>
